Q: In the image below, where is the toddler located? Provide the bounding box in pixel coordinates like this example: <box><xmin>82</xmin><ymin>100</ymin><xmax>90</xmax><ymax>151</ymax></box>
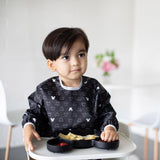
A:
<box><xmin>22</xmin><ymin>27</ymin><xmax>119</xmax><ymax>152</ymax></box>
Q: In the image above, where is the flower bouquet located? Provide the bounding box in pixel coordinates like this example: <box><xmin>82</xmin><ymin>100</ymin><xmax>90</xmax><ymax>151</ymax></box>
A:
<box><xmin>95</xmin><ymin>50</ymin><xmax>119</xmax><ymax>76</ymax></box>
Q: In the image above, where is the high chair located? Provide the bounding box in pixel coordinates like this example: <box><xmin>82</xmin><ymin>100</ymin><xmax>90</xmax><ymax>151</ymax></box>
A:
<box><xmin>0</xmin><ymin>80</ymin><xmax>25</xmax><ymax>160</ymax></box>
<box><xmin>129</xmin><ymin>112</ymin><xmax>160</xmax><ymax>160</ymax></box>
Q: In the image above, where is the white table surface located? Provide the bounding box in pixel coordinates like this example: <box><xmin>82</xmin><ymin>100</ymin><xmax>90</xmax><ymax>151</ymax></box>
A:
<box><xmin>29</xmin><ymin>133</ymin><xmax>136</xmax><ymax>160</ymax></box>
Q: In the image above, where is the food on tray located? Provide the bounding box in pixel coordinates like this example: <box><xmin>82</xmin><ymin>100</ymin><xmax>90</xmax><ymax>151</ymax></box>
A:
<box><xmin>85</xmin><ymin>134</ymin><xmax>99</xmax><ymax>140</ymax></box>
<box><xmin>56</xmin><ymin>142</ymin><xmax>68</xmax><ymax>146</ymax></box>
<box><xmin>59</xmin><ymin>132</ymin><xmax>99</xmax><ymax>140</ymax></box>
<box><xmin>59</xmin><ymin>132</ymin><xmax>84</xmax><ymax>140</ymax></box>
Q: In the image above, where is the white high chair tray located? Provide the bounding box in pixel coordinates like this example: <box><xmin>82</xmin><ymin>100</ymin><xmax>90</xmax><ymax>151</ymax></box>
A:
<box><xmin>29</xmin><ymin>133</ymin><xmax>136</xmax><ymax>160</ymax></box>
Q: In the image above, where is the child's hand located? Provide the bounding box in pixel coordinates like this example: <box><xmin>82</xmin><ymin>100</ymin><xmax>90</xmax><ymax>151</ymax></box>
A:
<box><xmin>100</xmin><ymin>126</ymin><xmax>119</xmax><ymax>142</ymax></box>
<box><xmin>23</xmin><ymin>124</ymin><xmax>41</xmax><ymax>152</ymax></box>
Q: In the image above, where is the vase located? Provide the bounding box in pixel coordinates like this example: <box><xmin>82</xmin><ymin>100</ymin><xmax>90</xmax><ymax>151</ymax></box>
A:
<box><xmin>102</xmin><ymin>76</ymin><xmax>112</xmax><ymax>84</ymax></box>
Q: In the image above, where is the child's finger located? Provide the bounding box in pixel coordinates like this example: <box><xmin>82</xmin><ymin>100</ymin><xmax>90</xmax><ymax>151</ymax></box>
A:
<box><xmin>25</xmin><ymin>143</ymin><xmax>29</xmax><ymax>152</ymax></box>
<box><xmin>106</xmin><ymin>133</ymin><xmax>112</xmax><ymax>142</ymax></box>
<box><xmin>33</xmin><ymin>131</ymin><xmax>41</xmax><ymax>141</ymax></box>
<box><xmin>25</xmin><ymin>140</ymin><xmax>34</xmax><ymax>152</ymax></box>
<box><xmin>109</xmin><ymin>133</ymin><xmax>119</xmax><ymax>142</ymax></box>
<box><xmin>106</xmin><ymin>131</ymin><xmax>113</xmax><ymax>141</ymax></box>
<box><xmin>116</xmin><ymin>134</ymin><xmax>119</xmax><ymax>140</ymax></box>
<box><xmin>28</xmin><ymin>140</ymin><xmax>34</xmax><ymax>151</ymax></box>
<box><xmin>100</xmin><ymin>131</ymin><xmax>105</xmax><ymax>140</ymax></box>
<box><xmin>103</xmin><ymin>131</ymin><xmax>111</xmax><ymax>142</ymax></box>
<box><xmin>112</xmin><ymin>134</ymin><xmax>117</xmax><ymax>141</ymax></box>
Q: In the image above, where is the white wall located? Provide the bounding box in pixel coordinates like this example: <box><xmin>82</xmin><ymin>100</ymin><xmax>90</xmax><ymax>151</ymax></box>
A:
<box><xmin>0</xmin><ymin>0</ymin><xmax>134</xmax><ymax>148</ymax></box>
<box><xmin>133</xmin><ymin>0</ymin><xmax>160</xmax><ymax>85</ymax></box>
<box><xmin>131</xmin><ymin>0</ymin><xmax>160</xmax><ymax>117</ymax></box>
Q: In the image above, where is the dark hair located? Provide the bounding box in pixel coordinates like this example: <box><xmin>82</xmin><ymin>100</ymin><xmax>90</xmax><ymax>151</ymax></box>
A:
<box><xmin>42</xmin><ymin>27</ymin><xmax>89</xmax><ymax>60</ymax></box>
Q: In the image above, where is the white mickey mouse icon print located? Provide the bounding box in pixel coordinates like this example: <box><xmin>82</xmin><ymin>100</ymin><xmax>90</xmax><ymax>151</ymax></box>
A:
<box><xmin>52</xmin><ymin>78</ymin><xmax>56</xmax><ymax>82</ymax></box>
<box><xmin>51</xmin><ymin>96</ymin><xmax>55</xmax><ymax>100</ymax></box>
<box><xmin>84</xmin><ymin>81</ymin><xmax>88</xmax><ymax>84</ymax></box>
<box><xmin>86</xmin><ymin>118</ymin><xmax>90</xmax><ymax>122</ymax></box>
<box><xmin>86</xmin><ymin>97</ymin><xmax>89</xmax><ymax>101</ymax></box>
<box><xmin>68</xmin><ymin>107</ymin><xmax>73</xmax><ymax>111</ymax></box>
<box><xmin>50</xmin><ymin>117</ymin><xmax>55</xmax><ymax>122</ymax></box>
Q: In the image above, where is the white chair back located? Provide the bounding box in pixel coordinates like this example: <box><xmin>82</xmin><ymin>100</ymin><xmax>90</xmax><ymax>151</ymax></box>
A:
<box><xmin>118</xmin><ymin>122</ymin><xmax>130</xmax><ymax>137</ymax></box>
<box><xmin>0</xmin><ymin>80</ymin><xmax>10</xmax><ymax>124</ymax></box>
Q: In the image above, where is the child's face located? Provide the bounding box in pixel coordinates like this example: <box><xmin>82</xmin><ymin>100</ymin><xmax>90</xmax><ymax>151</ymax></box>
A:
<box><xmin>47</xmin><ymin>39</ymin><xmax>88</xmax><ymax>86</ymax></box>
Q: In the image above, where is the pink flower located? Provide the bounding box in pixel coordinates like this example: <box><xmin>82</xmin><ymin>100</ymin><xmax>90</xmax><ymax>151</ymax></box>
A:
<box><xmin>102</xmin><ymin>61</ymin><xmax>116</xmax><ymax>72</ymax></box>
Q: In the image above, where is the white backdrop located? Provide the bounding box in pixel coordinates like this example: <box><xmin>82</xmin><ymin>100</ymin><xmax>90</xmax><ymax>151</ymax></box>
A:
<box><xmin>131</xmin><ymin>0</ymin><xmax>160</xmax><ymax>119</ymax></box>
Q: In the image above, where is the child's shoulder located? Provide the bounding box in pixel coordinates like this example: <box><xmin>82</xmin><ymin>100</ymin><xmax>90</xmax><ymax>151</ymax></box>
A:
<box><xmin>36</xmin><ymin>76</ymin><xmax>59</xmax><ymax>89</ymax></box>
<box><xmin>82</xmin><ymin>76</ymin><xmax>105</xmax><ymax>90</ymax></box>
<box><xmin>83</xmin><ymin>76</ymin><xmax>110</xmax><ymax>96</ymax></box>
<box><xmin>83</xmin><ymin>76</ymin><xmax>99</xmax><ymax>84</ymax></box>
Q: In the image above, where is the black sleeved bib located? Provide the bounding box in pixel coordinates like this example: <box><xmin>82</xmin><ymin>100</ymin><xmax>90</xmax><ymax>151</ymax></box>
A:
<box><xmin>22</xmin><ymin>76</ymin><xmax>119</xmax><ymax>137</ymax></box>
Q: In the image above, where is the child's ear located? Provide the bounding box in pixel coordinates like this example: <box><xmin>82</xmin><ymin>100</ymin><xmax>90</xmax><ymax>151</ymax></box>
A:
<box><xmin>47</xmin><ymin>59</ymin><xmax>56</xmax><ymax>72</ymax></box>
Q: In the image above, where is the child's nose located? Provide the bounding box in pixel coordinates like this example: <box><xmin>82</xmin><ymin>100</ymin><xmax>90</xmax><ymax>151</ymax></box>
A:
<box><xmin>71</xmin><ymin>57</ymin><xmax>79</xmax><ymax>66</ymax></box>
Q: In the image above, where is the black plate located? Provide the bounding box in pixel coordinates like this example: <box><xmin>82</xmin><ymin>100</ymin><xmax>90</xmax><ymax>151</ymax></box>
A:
<box><xmin>47</xmin><ymin>137</ymin><xmax>119</xmax><ymax>153</ymax></box>
<box><xmin>47</xmin><ymin>138</ymin><xmax>72</xmax><ymax>153</ymax></box>
<box><xmin>94</xmin><ymin>138</ymin><xmax>119</xmax><ymax>150</ymax></box>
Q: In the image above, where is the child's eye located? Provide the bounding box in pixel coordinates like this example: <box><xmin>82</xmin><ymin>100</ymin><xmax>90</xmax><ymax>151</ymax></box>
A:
<box><xmin>62</xmin><ymin>56</ymin><xmax>69</xmax><ymax>60</ymax></box>
<box><xmin>78</xmin><ymin>53</ymin><xmax>85</xmax><ymax>58</ymax></box>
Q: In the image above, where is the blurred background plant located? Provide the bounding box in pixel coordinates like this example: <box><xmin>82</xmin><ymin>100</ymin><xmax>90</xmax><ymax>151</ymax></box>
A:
<box><xmin>95</xmin><ymin>50</ymin><xmax>119</xmax><ymax>76</ymax></box>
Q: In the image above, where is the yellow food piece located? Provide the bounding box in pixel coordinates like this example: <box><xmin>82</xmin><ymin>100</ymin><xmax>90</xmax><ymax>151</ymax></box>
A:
<box><xmin>59</xmin><ymin>132</ymin><xmax>99</xmax><ymax>140</ymax></box>
<box><xmin>85</xmin><ymin>134</ymin><xmax>99</xmax><ymax>140</ymax></box>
